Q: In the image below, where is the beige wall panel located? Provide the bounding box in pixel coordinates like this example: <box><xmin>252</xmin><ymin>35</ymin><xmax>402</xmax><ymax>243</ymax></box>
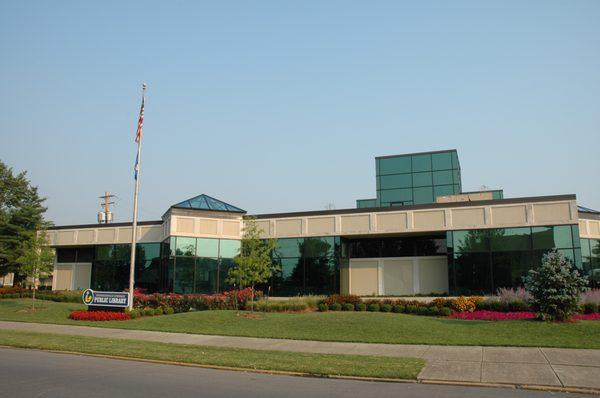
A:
<box><xmin>340</xmin><ymin>262</ymin><xmax>350</xmax><ymax>295</ymax></box>
<box><xmin>255</xmin><ymin>220</ymin><xmax>271</xmax><ymax>237</ymax></box>
<box><xmin>73</xmin><ymin>263</ymin><xmax>92</xmax><ymax>290</ymax></box>
<box><xmin>56</xmin><ymin>231</ymin><xmax>76</xmax><ymax>245</ymax></box>
<box><xmin>116</xmin><ymin>227</ymin><xmax>133</xmax><ymax>243</ymax></box>
<box><xmin>491</xmin><ymin>205</ymin><xmax>527</xmax><ymax>225</ymax></box>
<box><xmin>579</xmin><ymin>221</ymin><xmax>588</xmax><ymax>236</ymax></box>
<box><xmin>340</xmin><ymin>215</ymin><xmax>370</xmax><ymax>234</ymax></box>
<box><xmin>376</xmin><ymin>213</ymin><xmax>407</xmax><ymax>232</ymax></box>
<box><xmin>198</xmin><ymin>219</ymin><xmax>218</xmax><ymax>235</ymax></box>
<box><xmin>275</xmin><ymin>219</ymin><xmax>302</xmax><ymax>236</ymax></box>
<box><xmin>413</xmin><ymin>210</ymin><xmax>445</xmax><ymax>230</ymax></box>
<box><xmin>382</xmin><ymin>259</ymin><xmax>413</xmax><ymax>295</ymax></box>
<box><xmin>349</xmin><ymin>259</ymin><xmax>378</xmax><ymax>296</ymax></box>
<box><xmin>533</xmin><ymin>203</ymin><xmax>571</xmax><ymax>224</ymax></box>
<box><xmin>307</xmin><ymin>217</ymin><xmax>335</xmax><ymax>235</ymax></box>
<box><xmin>176</xmin><ymin>217</ymin><xmax>195</xmax><ymax>234</ymax></box>
<box><xmin>139</xmin><ymin>225</ymin><xmax>163</xmax><ymax>242</ymax></box>
<box><xmin>53</xmin><ymin>265</ymin><xmax>72</xmax><ymax>291</ymax></box>
<box><xmin>97</xmin><ymin>228</ymin><xmax>116</xmax><ymax>243</ymax></box>
<box><xmin>589</xmin><ymin>221</ymin><xmax>600</xmax><ymax>237</ymax></box>
<box><xmin>418</xmin><ymin>257</ymin><xmax>449</xmax><ymax>294</ymax></box>
<box><xmin>452</xmin><ymin>208</ymin><xmax>485</xmax><ymax>228</ymax></box>
<box><xmin>222</xmin><ymin>221</ymin><xmax>240</xmax><ymax>237</ymax></box>
<box><xmin>77</xmin><ymin>230</ymin><xmax>95</xmax><ymax>244</ymax></box>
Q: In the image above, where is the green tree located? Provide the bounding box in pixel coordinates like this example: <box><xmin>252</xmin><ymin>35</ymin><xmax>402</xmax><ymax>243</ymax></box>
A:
<box><xmin>0</xmin><ymin>160</ymin><xmax>48</xmax><ymax>283</ymax></box>
<box><xmin>524</xmin><ymin>250</ymin><xmax>588</xmax><ymax>321</ymax></box>
<box><xmin>17</xmin><ymin>230</ymin><xmax>55</xmax><ymax>310</ymax></box>
<box><xmin>227</xmin><ymin>217</ymin><xmax>279</xmax><ymax>311</ymax></box>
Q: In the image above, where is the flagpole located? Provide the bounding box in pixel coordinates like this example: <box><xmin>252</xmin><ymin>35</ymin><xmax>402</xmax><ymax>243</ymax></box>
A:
<box><xmin>128</xmin><ymin>83</ymin><xmax>146</xmax><ymax>311</ymax></box>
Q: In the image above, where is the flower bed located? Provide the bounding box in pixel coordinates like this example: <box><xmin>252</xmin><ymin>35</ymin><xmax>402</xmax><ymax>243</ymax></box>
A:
<box><xmin>572</xmin><ymin>313</ymin><xmax>600</xmax><ymax>321</ymax></box>
<box><xmin>449</xmin><ymin>310</ymin><xmax>536</xmax><ymax>321</ymax></box>
<box><xmin>69</xmin><ymin>310</ymin><xmax>131</xmax><ymax>321</ymax></box>
<box><xmin>133</xmin><ymin>288</ymin><xmax>254</xmax><ymax>313</ymax></box>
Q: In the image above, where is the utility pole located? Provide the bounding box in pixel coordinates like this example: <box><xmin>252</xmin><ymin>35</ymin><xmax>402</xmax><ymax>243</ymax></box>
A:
<box><xmin>98</xmin><ymin>192</ymin><xmax>115</xmax><ymax>224</ymax></box>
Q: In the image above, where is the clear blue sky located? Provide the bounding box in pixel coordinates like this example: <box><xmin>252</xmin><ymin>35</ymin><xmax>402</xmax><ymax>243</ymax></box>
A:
<box><xmin>1</xmin><ymin>1</ymin><xmax>599</xmax><ymax>225</ymax></box>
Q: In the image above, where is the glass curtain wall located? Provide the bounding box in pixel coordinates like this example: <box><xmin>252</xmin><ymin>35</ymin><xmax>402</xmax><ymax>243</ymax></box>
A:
<box><xmin>447</xmin><ymin>225</ymin><xmax>583</xmax><ymax>295</ymax></box>
<box><xmin>271</xmin><ymin>236</ymin><xmax>340</xmax><ymax>296</ymax></box>
<box><xmin>376</xmin><ymin>150</ymin><xmax>461</xmax><ymax>206</ymax></box>
<box><xmin>581</xmin><ymin>238</ymin><xmax>600</xmax><ymax>287</ymax></box>
<box><xmin>167</xmin><ymin>237</ymin><xmax>241</xmax><ymax>294</ymax></box>
<box><xmin>342</xmin><ymin>235</ymin><xmax>447</xmax><ymax>258</ymax></box>
<box><xmin>90</xmin><ymin>243</ymin><xmax>162</xmax><ymax>292</ymax></box>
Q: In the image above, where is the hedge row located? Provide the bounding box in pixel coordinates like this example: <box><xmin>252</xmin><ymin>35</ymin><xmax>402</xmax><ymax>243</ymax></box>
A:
<box><xmin>318</xmin><ymin>302</ymin><xmax>451</xmax><ymax>316</ymax></box>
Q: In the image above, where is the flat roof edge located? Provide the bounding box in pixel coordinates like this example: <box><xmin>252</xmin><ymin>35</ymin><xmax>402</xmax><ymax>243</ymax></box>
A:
<box><xmin>375</xmin><ymin>149</ymin><xmax>458</xmax><ymax>159</ymax></box>
<box><xmin>48</xmin><ymin>220</ymin><xmax>163</xmax><ymax>231</ymax></box>
<box><xmin>249</xmin><ymin>194</ymin><xmax>577</xmax><ymax>219</ymax></box>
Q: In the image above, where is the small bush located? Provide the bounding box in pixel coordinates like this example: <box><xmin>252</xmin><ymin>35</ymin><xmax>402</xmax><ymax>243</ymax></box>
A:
<box><xmin>392</xmin><ymin>304</ymin><xmax>405</xmax><ymax>313</ymax></box>
<box><xmin>583</xmin><ymin>303</ymin><xmax>599</xmax><ymax>314</ymax></box>
<box><xmin>318</xmin><ymin>303</ymin><xmax>328</xmax><ymax>312</ymax></box>
<box><xmin>431</xmin><ymin>297</ymin><xmax>453</xmax><ymax>308</ymax></box>
<box><xmin>154</xmin><ymin>307</ymin><xmax>164</xmax><ymax>316</ymax></box>
<box><xmin>427</xmin><ymin>306</ymin><xmax>440</xmax><ymax>316</ymax></box>
<box><xmin>143</xmin><ymin>308</ymin><xmax>155</xmax><ymax>316</ymax></box>
<box><xmin>380</xmin><ymin>304</ymin><xmax>392</xmax><ymax>312</ymax></box>
<box><xmin>129</xmin><ymin>309</ymin><xmax>141</xmax><ymax>319</ymax></box>
<box><xmin>508</xmin><ymin>300</ymin><xmax>530</xmax><ymax>312</ymax></box>
<box><xmin>342</xmin><ymin>303</ymin><xmax>355</xmax><ymax>311</ymax></box>
<box><xmin>439</xmin><ymin>307</ymin><xmax>451</xmax><ymax>317</ymax></box>
<box><xmin>323</xmin><ymin>294</ymin><xmax>362</xmax><ymax>306</ymax></box>
<box><xmin>329</xmin><ymin>303</ymin><xmax>342</xmax><ymax>311</ymax></box>
<box><xmin>163</xmin><ymin>306</ymin><xmax>175</xmax><ymax>315</ymax></box>
<box><xmin>416</xmin><ymin>306</ymin><xmax>430</xmax><ymax>316</ymax></box>
<box><xmin>367</xmin><ymin>303</ymin><xmax>380</xmax><ymax>312</ymax></box>
<box><xmin>405</xmin><ymin>304</ymin><xmax>418</xmax><ymax>314</ymax></box>
<box><xmin>355</xmin><ymin>303</ymin><xmax>367</xmax><ymax>312</ymax></box>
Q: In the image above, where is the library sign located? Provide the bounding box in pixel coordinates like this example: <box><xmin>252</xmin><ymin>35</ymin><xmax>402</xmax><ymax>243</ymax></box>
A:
<box><xmin>82</xmin><ymin>289</ymin><xmax>130</xmax><ymax>308</ymax></box>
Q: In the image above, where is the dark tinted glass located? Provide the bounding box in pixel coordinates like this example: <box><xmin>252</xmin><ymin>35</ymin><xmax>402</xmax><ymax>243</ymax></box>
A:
<box><xmin>194</xmin><ymin>258</ymin><xmax>218</xmax><ymax>293</ymax></box>
<box><xmin>56</xmin><ymin>248</ymin><xmax>76</xmax><ymax>263</ymax></box>
<box><xmin>173</xmin><ymin>257</ymin><xmax>195</xmax><ymax>294</ymax></box>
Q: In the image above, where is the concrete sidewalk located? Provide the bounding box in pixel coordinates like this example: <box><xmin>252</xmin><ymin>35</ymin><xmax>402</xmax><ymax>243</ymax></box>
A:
<box><xmin>1</xmin><ymin>321</ymin><xmax>599</xmax><ymax>392</ymax></box>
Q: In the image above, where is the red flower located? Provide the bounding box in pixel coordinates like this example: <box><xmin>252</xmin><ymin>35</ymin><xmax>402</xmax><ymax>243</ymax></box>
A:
<box><xmin>69</xmin><ymin>310</ymin><xmax>131</xmax><ymax>321</ymax></box>
<box><xmin>449</xmin><ymin>310</ymin><xmax>536</xmax><ymax>321</ymax></box>
<box><xmin>572</xmin><ymin>313</ymin><xmax>600</xmax><ymax>321</ymax></box>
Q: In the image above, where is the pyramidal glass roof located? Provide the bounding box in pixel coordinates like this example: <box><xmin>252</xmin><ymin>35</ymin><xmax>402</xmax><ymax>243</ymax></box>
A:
<box><xmin>172</xmin><ymin>194</ymin><xmax>246</xmax><ymax>213</ymax></box>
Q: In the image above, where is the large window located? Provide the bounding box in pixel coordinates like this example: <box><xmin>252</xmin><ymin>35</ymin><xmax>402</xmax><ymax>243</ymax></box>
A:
<box><xmin>447</xmin><ymin>225</ymin><xmax>582</xmax><ymax>295</ymax></box>
<box><xmin>343</xmin><ymin>235</ymin><xmax>447</xmax><ymax>258</ymax></box>
<box><xmin>375</xmin><ymin>150</ymin><xmax>462</xmax><ymax>207</ymax></box>
<box><xmin>581</xmin><ymin>238</ymin><xmax>600</xmax><ymax>287</ymax></box>
<box><xmin>167</xmin><ymin>237</ymin><xmax>241</xmax><ymax>294</ymax></box>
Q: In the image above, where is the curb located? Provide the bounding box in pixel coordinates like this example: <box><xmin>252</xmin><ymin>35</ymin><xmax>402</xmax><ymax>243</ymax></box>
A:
<box><xmin>420</xmin><ymin>379</ymin><xmax>600</xmax><ymax>396</ymax></box>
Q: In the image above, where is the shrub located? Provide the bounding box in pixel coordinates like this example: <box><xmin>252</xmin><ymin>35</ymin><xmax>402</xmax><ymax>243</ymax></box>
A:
<box><xmin>143</xmin><ymin>308</ymin><xmax>155</xmax><ymax>316</ymax></box>
<box><xmin>129</xmin><ymin>309</ymin><xmax>141</xmax><ymax>319</ymax></box>
<box><xmin>405</xmin><ymin>304</ymin><xmax>418</xmax><ymax>314</ymax></box>
<box><xmin>508</xmin><ymin>300</ymin><xmax>530</xmax><ymax>312</ymax></box>
<box><xmin>524</xmin><ymin>251</ymin><xmax>588</xmax><ymax>321</ymax></box>
<box><xmin>367</xmin><ymin>303</ymin><xmax>380</xmax><ymax>312</ymax></box>
<box><xmin>328</xmin><ymin>303</ymin><xmax>342</xmax><ymax>311</ymax></box>
<box><xmin>496</xmin><ymin>287</ymin><xmax>532</xmax><ymax>304</ymax></box>
<box><xmin>154</xmin><ymin>307</ymin><xmax>164</xmax><ymax>316</ymax></box>
<box><xmin>416</xmin><ymin>306</ymin><xmax>431</xmax><ymax>316</ymax></box>
<box><xmin>439</xmin><ymin>307</ymin><xmax>451</xmax><ymax>317</ymax></box>
<box><xmin>450</xmin><ymin>296</ymin><xmax>480</xmax><ymax>313</ymax></box>
<box><xmin>355</xmin><ymin>303</ymin><xmax>367</xmax><ymax>312</ymax></box>
<box><xmin>318</xmin><ymin>303</ymin><xmax>328</xmax><ymax>312</ymax></box>
<box><xmin>392</xmin><ymin>304</ymin><xmax>405</xmax><ymax>313</ymax></box>
<box><xmin>163</xmin><ymin>306</ymin><xmax>175</xmax><ymax>315</ymax></box>
<box><xmin>323</xmin><ymin>294</ymin><xmax>362</xmax><ymax>306</ymax></box>
<box><xmin>428</xmin><ymin>306</ymin><xmax>441</xmax><ymax>316</ymax></box>
<box><xmin>342</xmin><ymin>303</ymin><xmax>355</xmax><ymax>311</ymax></box>
<box><xmin>431</xmin><ymin>297</ymin><xmax>453</xmax><ymax>308</ymax></box>
<box><xmin>583</xmin><ymin>303</ymin><xmax>598</xmax><ymax>314</ymax></box>
<box><xmin>69</xmin><ymin>310</ymin><xmax>131</xmax><ymax>321</ymax></box>
<box><xmin>581</xmin><ymin>289</ymin><xmax>600</xmax><ymax>306</ymax></box>
<box><xmin>380</xmin><ymin>304</ymin><xmax>392</xmax><ymax>312</ymax></box>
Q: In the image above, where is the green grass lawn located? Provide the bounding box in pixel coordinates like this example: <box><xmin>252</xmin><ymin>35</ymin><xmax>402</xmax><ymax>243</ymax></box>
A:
<box><xmin>1</xmin><ymin>299</ymin><xmax>599</xmax><ymax>349</ymax></box>
<box><xmin>0</xmin><ymin>329</ymin><xmax>424</xmax><ymax>379</ymax></box>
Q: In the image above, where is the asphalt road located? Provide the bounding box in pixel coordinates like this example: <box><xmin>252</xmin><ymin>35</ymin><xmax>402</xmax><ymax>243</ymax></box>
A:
<box><xmin>0</xmin><ymin>348</ymin><xmax>593</xmax><ymax>398</ymax></box>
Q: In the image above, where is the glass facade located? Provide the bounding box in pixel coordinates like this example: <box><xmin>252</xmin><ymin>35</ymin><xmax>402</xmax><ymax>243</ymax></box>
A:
<box><xmin>88</xmin><ymin>243</ymin><xmax>162</xmax><ymax>292</ymax></box>
<box><xmin>447</xmin><ymin>225</ymin><xmax>583</xmax><ymax>295</ymax></box>
<box><xmin>166</xmin><ymin>237</ymin><xmax>241</xmax><ymax>294</ymax></box>
<box><xmin>356</xmin><ymin>198</ymin><xmax>377</xmax><ymax>208</ymax></box>
<box><xmin>581</xmin><ymin>238</ymin><xmax>600</xmax><ymax>287</ymax></box>
<box><xmin>376</xmin><ymin>150</ymin><xmax>462</xmax><ymax>206</ymax></box>
<box><xmin>342</xmin><ymin>235</ymin><xmax>447</xmax><ymax>258</ymax></box>
<box><xmin>271</xmin><ymin>236</ymin><xmax>340</xmax><ymax>296</ymax></box>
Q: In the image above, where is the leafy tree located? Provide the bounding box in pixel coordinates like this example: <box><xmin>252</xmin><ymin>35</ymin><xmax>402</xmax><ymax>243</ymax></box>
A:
<box><xmin>17</xmin><ymin>230</ymin><xmax>55</xmax><ymax>310</ymax></box>
<box><xmin>0</xmin><ymin>160</ymin><xmax>48</xmax><ymax>283</ymax></box>
<box><xmin>524</xmin><ymin>250</ymin><xmax>588</xmax><ymax>321</ymax></box>
<box><xmin>227</xmin><ymin>217</ymin><xmax>279</xmax><ymax>311</ymax></box>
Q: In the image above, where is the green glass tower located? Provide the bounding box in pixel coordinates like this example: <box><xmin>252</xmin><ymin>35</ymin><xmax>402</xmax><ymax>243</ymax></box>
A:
<box><xmin>375</xmin><ymin>150</ymin><xmax>462</xmax><ymax>206</ymax></box>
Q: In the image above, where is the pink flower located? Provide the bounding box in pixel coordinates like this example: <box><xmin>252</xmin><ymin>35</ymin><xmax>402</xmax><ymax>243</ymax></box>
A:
<box><xmin>449</xmin><ymin>310</ymin><xmax>536</xmax><ymax>321</ymax></box>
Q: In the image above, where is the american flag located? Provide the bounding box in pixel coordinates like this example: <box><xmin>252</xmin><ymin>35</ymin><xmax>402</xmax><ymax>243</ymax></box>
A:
<box><xmin>135</xmin><ymin>95</ymin><xmax>145</xmax><ymax>144</ymax></box>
